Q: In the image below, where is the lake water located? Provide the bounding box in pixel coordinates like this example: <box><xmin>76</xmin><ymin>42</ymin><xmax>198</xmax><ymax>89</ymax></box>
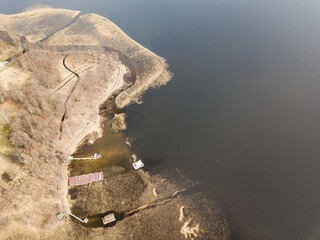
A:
<box><xmin>2</xmin><ymin>1</ymin><xmax>320</xmax><ymax>239</ymax></box>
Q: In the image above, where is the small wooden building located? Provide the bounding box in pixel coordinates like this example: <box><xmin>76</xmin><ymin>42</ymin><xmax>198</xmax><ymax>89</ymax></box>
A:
<box><xmin>132</xmin><ymin>160</ymin><xmax>144</xmax><ymax>170</ymax></box>
<box><xmin>102</xmin><ymin>213</ymin><xmax>116</xmax><ymax>225</ymax></box>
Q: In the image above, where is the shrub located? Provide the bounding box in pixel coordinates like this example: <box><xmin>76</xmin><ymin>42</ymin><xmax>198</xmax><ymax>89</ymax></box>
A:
<box><xmin>10</xmin><ymin>131</ymin><xmax>31</xmax><ymax>149</ymax></box>
<box><xmin>0</xmin><ymin>86</ymin><xmax>6</xmax><ymax>103</ymax></box>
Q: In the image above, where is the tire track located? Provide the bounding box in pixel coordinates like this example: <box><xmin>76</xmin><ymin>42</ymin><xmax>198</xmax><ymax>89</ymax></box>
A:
<box><xmin>51</xmin><ymin>66</ymin><xmax>94</xmax><ymax>96</ymax></box>
<box><xmin>59</xmin><ymin>54</ymin><xmax>81</xmax><ymax>139</ymax></box>
<box><xmin>38</xmin><ymin>12</ymin><xmax>82</xmax><ymax>43</ymax></box>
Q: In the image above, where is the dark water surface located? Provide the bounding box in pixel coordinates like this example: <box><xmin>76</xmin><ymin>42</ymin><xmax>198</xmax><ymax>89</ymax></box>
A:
<box><xmin>69</xmin><ymin>120</ymin><xmax>132</xmax><ymax>176</ymax></box>
<box><xmin>2</xmin><ymin>1</ymin><xmax>320</xmax><ymax>239</ymax></box>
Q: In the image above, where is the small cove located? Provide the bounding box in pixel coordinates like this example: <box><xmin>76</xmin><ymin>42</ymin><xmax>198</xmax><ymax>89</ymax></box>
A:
<box><xmin>69</xmin><ymin>119</ymin><xmax>132</xmax><ymax>176</ymax></box>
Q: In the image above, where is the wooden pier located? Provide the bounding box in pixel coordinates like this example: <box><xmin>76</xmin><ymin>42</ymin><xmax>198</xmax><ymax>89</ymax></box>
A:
<box><xmin>58</xmin><ymin>211</ymin><xmax>89</xmax><ymax>223</ymax></box>
<box><xmin>69</xmin><ymin>171</ymin><xmax>103</xmax><ymax>186</ymax></box>
<box><xmin>68</xmin><ymin>212</ymin><xmax>89</xmax><ymax>223</ymax></box>
<box><xmin>67</xmin><ymin>153</ymin><xmax>102</xmax><ymax>161</ymax></box>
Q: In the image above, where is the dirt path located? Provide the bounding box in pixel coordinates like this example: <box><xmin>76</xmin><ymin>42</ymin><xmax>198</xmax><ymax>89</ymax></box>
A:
<box><xmin>59</xmin><ymin>54</ymin><xmax>81</xmax><ymax>139</ymax></box>
<box><xmin>38</xmin><ymin>12</ymin><xmax>82</xmax><ymax>43</ymax></box>
<box><xmin>62</xmin><ymin>51</ymin><xmax>122</xmax><ymax>155</ymax></box>
<box><xmin>29</xmin><ymin>49</ymin><xmax>123</xmax><ymax>155</ymax></box>
<box><xmin>29</xmin><ymin>49</ymin><xmax>123</xmax><ymax>214</ymax></box>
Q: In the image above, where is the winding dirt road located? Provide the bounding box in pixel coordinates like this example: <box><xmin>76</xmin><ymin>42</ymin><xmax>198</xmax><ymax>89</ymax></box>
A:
<box><xmin>30</xmin><ymin>49</ymin><xmax>123</xmax><ymax>213</ymax></box>
<box><xmin>30</xmin><ymin>49</ymin><xmax>123</xmax><ymax>155</ymax></box>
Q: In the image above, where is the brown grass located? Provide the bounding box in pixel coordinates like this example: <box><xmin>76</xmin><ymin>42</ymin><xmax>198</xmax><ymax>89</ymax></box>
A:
<box><xmin>0</xmin><ymin>7</ymin><xmax>231</xmax><ymax>240</ymax></box>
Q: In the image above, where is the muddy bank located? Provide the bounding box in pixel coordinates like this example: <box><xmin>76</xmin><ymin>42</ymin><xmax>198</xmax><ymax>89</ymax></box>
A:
<box><xmin>69</xmin><ymin>109</ymin><xmax>232</xmax><ymax>238</ymax></box>
<box><xmin>68</xmin><ymin>165</ymin><xmax>232</xmax><ymax>239</ymax></box>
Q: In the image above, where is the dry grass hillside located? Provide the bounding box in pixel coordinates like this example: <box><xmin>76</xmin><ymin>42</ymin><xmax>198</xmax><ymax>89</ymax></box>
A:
<box><xmin>0</xmin><ymin>30</ymin><xmax>135</xmax><ymax>239</ymax></box>
<box><xmin>0</xmin><ymin>7</ymin><xmax>80</xmax><ymax>43</ymax></box>
<box><xmin>0</xmin><ymin>7</ymin><xmax>172</xmax><ymax>109</ymax></box>
<box><xmin>0</xmin><ymin>6</ymin><xmax>232</xmax><ymax>240</ymax></box>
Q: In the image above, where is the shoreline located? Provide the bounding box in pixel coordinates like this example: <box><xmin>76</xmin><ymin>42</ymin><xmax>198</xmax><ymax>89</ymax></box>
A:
<box><xmin>0</xmin><ymin>7</ymin><xmax>232</xmax><ymax>239</ymax></box>
<box><xmin>48</xmin><ymin>47</ymin><xmax>170</xmax><ymax>223</ymax></box>
<box><xmin>58</xmin><ymin>49</ymin><xmax>130</xmax><ymax>216</ymax></box>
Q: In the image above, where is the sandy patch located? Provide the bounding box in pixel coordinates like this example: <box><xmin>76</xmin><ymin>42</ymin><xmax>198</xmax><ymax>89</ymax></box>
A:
<box><xmin>0</xmin><ymin>64</ymin><xmax>31</xmax><ymax>90</ymax></box>
<box><xmin>0</xmin><ymin>8</ymin><xmax>80</xmax><ymax>43</ymax></box>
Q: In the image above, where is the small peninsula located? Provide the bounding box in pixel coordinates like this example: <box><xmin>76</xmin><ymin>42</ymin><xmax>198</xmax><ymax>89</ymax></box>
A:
<box><xmin>0</xmin><ymin>6</ymin><xmax>231</xmax><ymax>240</ymax></box>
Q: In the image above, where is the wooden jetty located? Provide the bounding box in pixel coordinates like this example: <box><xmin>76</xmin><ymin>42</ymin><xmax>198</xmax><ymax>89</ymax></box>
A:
<box><xmin>69</xmin><ymin>171</ymin><xmax>103</xmax><ymax>186</ymax></box>
<box><xmin>68</xmin><ymin>212</ymin><xmax>89</xmax><ymax>223</ymax></box>
<box><xmin>67</xmin><ymin>153</ymin><xmax>102</xmax><ymax>161</ymax></box>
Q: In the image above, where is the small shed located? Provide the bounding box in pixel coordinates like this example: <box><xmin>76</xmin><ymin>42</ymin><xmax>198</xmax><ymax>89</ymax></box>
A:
<box><xmin>132</xmin><ymin>160</ymin><xmax>144</xmax><ymax>170</ymax></box>
<box><xmin>102</xmin><ymin>213</ymin><xmax>116</xmax><ymax>225</ymax></box>
<box><xmin>58</xmin><ymin>212</ymin><xmax>66</xmax><ymax>220</ymax></box>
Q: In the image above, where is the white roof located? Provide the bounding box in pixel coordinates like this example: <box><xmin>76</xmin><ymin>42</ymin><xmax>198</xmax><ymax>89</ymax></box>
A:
<box><xmin>102</xmin><ymin>213</ymin><xmax>116</xmax><ymax>225</ymax></box>
<box><xmin>132</xmin><ymin>160</ymin><xmax>144</xmax><ymax>170</ymax></box>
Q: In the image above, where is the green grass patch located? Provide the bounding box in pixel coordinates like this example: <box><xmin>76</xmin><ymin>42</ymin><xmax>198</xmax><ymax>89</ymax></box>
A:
<box><xmin>0</xmin><ymin>54</ymin><xmax>9</xmax><ymax>62</ymax></box>
<box><xmin>0</xmin><ymin>124</ymin><xmax>12</xmax><ymax>147</ymax></box>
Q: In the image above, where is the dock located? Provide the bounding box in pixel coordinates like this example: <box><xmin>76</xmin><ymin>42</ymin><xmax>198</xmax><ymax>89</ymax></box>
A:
<box><xmin>69</xmin><ymin>171</ymin><xmax>103</xmax><ymax>186</ymax></box>
<box><xmin>67</xmin><ymin>153</ymin><xmax>102</xmax><ymax>161</ymax></box>
<box><xmin>58</xmin><ymin>211</ymin><xmax>89</xmax><ymax>223</ymax></box>
<box><xmin>68</xmin><ymin>212</ymin><xmax>89</xmax><ymax>223</ymax></box>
